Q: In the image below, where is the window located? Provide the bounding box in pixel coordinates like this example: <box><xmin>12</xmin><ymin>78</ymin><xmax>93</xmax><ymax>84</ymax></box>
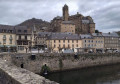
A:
<box><xmin>10</xmin><ymin>40</ymin><xmax>12</xmax><ymax>44</ymax></box>
<box><xmin>72</xmin><ymin>40</ymin><xmax>74</xmax><ymax>43</ymax></box>
<box><xmin>72</xmin><ymin>44</ymin><xmax>74</xmax><ymax>48</ymax></box>
<box><xmin>19</xmin><ymin>35</ymin><xmax>21</xmax><ymax>40</ymax></box>
<box><xmin>18</xmin><ymin>46</ymin><xmax>24</xmax><ymax>51</ymax></box>
<box><xmin>2</xmin><ymin>29</ymin><xmax>6</xmax><ymax>32</ymax></box>
<box><xmin>63</xmin><ymin>40</ymin><xmax>65</xmax><ymax>43</ymax></box>
<box><xmin>88</xmin><ymin>44</ymin><xmax>90</xmax><ymax>47</ymax></box>
<box><xmin>68</xmin><ymin>44</ymin><xmax>70</xmax><ymax>48</ymax></box>
<box><xmin>25</xmin><ymin>35</ymin><xmax>27</xmax><ymax>40</ymax></box>
<box><xmin>54</xmin><ymin>40</ymin><xmax>56</xmax><ymax>43</ymax></box>
<box><xmin>68</xmin><ymin>40</ymin><xmax>69</xmax><ymax>43</ymax></box>
<box><xmin>76</xmin><ymin>40</ymin><xmax>78</xmax><ymax>43</ymax></box>
<box><xmin>8</xmin><ymin>30</ymin><xmax>13</xmax><ymax>33</ymax></box>
<box><xmin>3</xmin><ymin>35</ymin><xmax>6</xmax><ymax>39</ymax></box>
<box><xmin>76</xmin><ymin>44</ymin><xmax>78</xmax><ymax>47</ymax></box>
<box><xmin>9</xmin><ymin>35</ymin><xmax>12</xmax><ymax>40</ymax></box>
<box><xmin>3</xmin><ymin>39</ymin><xmax>6</xmax><ymax>44</ymax></box>
<box><xmin>18</xmin><ymin>30</ymin><xmax>21</xmax><ymax>32</ymax></box>
<box><xmin>59</xmin><ymin>44</ymin><xmax>61</xmax><ymax>48</ymax></box>
<box><xmin>23</xmin><ymin>41</ymin><xmax>28</xmax><ymax>45</ymax></box>
<box><xmin>63</xmin><ymin>44</ymin><xmax>65</xmax><ymax>48</ymax></box>
<box><xmin>24</xmin><ymin>30</ymin><xmax>27</xmax><ymax>33</ymax></box>
<box><xmin>59</xmin><ymin>40</ymin><xmax>60</xmax><ymax>43</ymax></box>
<box><xmin>54</xmin><ymin>44</ymin><xmax>56</xmax><ymax>48</ymax></box>
<box><xmin>85</xmin><ymin>40</ymin><xmax>86</xmax><ymax>43</ymax></box>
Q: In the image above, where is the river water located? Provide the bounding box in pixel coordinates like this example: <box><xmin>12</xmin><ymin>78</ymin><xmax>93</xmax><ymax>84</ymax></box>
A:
<box><xmin>44</xmin><ymin>64</ymin><xmax>120</xmax><ymax>84</ymax></box>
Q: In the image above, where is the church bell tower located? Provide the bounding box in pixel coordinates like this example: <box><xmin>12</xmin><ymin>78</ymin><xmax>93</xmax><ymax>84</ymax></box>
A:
<box><xmin>63</xmin><ymin>4</ymin><xmax>69</xmax><ymax>21</ymax></box>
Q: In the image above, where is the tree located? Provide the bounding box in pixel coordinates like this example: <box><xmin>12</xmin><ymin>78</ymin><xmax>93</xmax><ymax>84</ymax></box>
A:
<box><xmin>95</xmin><ymin>30</ymin><xmax>99</xmax><ymax>33</ymax></box>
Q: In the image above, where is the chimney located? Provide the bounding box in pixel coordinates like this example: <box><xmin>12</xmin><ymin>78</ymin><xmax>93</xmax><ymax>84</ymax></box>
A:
<box><xmin>99</xmin><ymin>32</ymin><xmax>102</xmax><ymax>34</ymax></box>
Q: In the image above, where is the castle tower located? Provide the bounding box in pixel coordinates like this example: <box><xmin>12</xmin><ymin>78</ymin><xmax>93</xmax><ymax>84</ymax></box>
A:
<box><xmin>63</xmin><ymin>4</ymin><xmax>69</xmax><ymax>21</ymax></box>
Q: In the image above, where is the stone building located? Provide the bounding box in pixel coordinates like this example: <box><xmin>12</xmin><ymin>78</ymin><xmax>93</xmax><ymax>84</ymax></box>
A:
<box><xmin>61</xmin><ymin>21</ymin><xmax>75</xmax><ymax>34</ymax></box>
<box><xmin>50</xmin><ymin>4</ymin><xmax>95</xmax><ymax>34</ymax></box>
<box><xmin>0</xmin><ymin>25</ymin><xmax>17</xmax><ymax>52</ymax></box>
<box><xmin>46</xmin><ymin>33</ymin><xmax>82</xmax><ymax>52</ymax></box>
<box><xmin>80</xmin><ymin>34</ymin><xmax>95</xmax><ymax>53</ymax></box>
<box><xmin>15</xmin><ymin>26</ymin><xmax>32</xmax><ymax>52</ymax></box>
<box><xmin>102</xmin><ymin>33</ymin><xmax>119</xmax><ymax>52</ymax></box>
<box><xmin>91</xmin><ymin>33</ymin><xmax>104</xmax><ymax>52</ymax></box>
<box><xmin>36</xmin><ymin>32</ymin><xmax>51</xmax><ymax>49</ymax></box>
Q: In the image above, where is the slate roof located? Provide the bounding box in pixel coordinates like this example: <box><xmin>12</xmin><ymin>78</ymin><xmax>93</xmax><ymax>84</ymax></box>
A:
<box><xmin>102</xmin><ymin>33</ymin><xmax>119</xmax><ymax>37</ymax></box>
<box><xmin>15</xmin><ymin>26</ymin><xmax>32</xmax><ymax>34</ymax></box>
<box><xmin>82</xmin><ymin>20</ymin><xmax>90</xmax><ymax>24</ymax></box>
<box><xmin>54</xmin><ymin>16</ymin><xmax>62</xmax><ymax>20</ymax></box>
<box><xmin>62</xmin><ymin>21</ymin><xmax>74</xmax><ymax>25</ymax></box>
<box><xmin>92</xmin><ymin>33</ymin><xmax>103</xmax><ymax>37</ymax></box>
<box><xmin>37</xmin><ymin>32</ymin><xmax>52</xmax><ymax>37</ymax></box>
<box><xmin>0</xmin><ymin>25</ymin><xmax>16</xmax><ymax>33</ymax></box>
<box><xmin>48</xmin><ymin>33</ymin><xmax>80</xmax><ymax>40</ymax></box>
<box><xmin>80</xmin><ymin>34</ymin><xmax>93</xmax><ymax>39</ymax></box>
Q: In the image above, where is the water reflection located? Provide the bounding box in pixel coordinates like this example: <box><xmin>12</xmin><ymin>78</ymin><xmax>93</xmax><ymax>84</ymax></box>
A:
<box><xmin>44</xmin><ymin>64</ymin><xmax>120</xmax><ymax>84</ymax></box>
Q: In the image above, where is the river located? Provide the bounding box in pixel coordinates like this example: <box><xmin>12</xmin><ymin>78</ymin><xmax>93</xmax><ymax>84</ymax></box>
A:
<box><xmin>44</xmin><ymin>64</ymin><xmax>120</xmax><ymax>84</ymax></box>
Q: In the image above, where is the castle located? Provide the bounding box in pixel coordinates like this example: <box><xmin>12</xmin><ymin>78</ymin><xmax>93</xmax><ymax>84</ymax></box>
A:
<box><xmin>50</xmin><ymin>4</ymin><xmax>95</xmax><ymax>34</ymax></box>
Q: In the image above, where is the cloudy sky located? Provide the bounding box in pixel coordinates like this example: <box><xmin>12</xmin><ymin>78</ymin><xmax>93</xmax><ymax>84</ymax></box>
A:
<box><xmin>0</xmin><ymin>0</ymin><xmax>120</xmax><ymax>33</ymax></box>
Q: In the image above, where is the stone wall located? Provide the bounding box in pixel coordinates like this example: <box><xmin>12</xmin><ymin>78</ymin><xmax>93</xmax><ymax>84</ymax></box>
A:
<box><xmin>0</xmin><ymin>55</ymin><xmax>58</xmax><ymax>84</ymax></box>
<box><xmin>11</xmin><ymin>53</ymin><xmax>120</xmax><ymax>74</ymax></box>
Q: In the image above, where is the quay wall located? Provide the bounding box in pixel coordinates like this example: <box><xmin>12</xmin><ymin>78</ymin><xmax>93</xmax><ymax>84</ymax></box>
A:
<box><xmin>0</xmin><ymin>53</ymin><xmax>58</xmax><ymax>84</ymax></box>
<box><xmin>11</xmin><ymin>53</ymin><xmax>120</xmax><ymax>74</ymax></box>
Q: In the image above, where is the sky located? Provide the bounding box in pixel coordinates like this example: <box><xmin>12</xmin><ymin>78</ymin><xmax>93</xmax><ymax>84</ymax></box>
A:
<box><xmin>0</xmin><ymin>0</ymin><xmax>120</xmax><ymax>33</ymax></box>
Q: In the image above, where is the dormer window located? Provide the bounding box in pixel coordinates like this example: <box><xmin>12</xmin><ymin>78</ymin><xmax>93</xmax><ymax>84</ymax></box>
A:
<box><xmin>18</xmin><ymin>30</ymin><xmax>21</xmax><ymax>32</ymax></box>
<box><xmin>2</xmin><ymin>29</ymin><xmax>6</xmax><ymax>32</ymax></box>
<box><xmin>24</xmin><ymin>30</ymin><xmax>27</xmax><ymax>33</ymax></box>
<box><xmin>9</xmin><ymin>30</ymin><xmax>13</xmax><ymax>33</ymax></box>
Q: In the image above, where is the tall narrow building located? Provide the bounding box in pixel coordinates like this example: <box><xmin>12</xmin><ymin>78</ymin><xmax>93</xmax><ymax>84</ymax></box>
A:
<box><xmin>63</xmin><ymin>4</ymin><xmax>69</xmax><ymax>21</ymax></box>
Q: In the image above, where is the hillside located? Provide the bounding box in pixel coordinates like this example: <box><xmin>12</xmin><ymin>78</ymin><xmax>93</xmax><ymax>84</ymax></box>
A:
<box><xmin>17</xmin><ymin>18</ymin><xmax>50</xmax><ymax>32</ymax></box>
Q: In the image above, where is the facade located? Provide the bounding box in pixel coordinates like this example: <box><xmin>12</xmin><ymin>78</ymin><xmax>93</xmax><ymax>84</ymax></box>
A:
<box><xmin>36</xmin><ymin>32</ymin><xmax>51</xmax><ymax>49</ymax></box>
<box><xmin>61</xmin><ymin>21</ymin><xmax>75</xmax><ymax>34</ymax></box>
<box><xmin>47</xmin><ymin>33</ymin><xmax>82</xmax><ymax>52</ymax></box>
<box><xmin>0</xmin><ymin>25</ymin><xmax>17</xmax><ymax>52</ymax></box>
<box><xmin>50</xmin><ymin>4</ymin><xmax>95</xmax><ymax>34</ymax></box>
<box><xmin>102</xmin><ymin>33</ymin><xmax>119</xmax><ymax>52</ymax></box>
<box><xmin>15</xmin><ymin>26</ymin><xmax>32</xmax><ymax>52</ymax></box>
<box><xmin>92</xmin><ymin>33</ymin><xmax>104</xmax><ymax>52</ymax></box>
<box><xmin>80</xmin><ymin>34</ymin><xmax>95</xmax><ymax>52</ymax></box>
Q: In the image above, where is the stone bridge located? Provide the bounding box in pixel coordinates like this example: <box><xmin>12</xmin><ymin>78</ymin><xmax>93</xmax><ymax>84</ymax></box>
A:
<box><xmin>0</xmin><ymin>53</ymin><xmax>58</xmax><ymax>84</ymax></box>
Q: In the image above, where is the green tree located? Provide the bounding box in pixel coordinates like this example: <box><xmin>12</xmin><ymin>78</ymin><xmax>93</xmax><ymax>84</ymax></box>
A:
<box><xmin>95</xmin><ymin>30</ymin><xmax>99</xmax><ymax>33</ymax></box>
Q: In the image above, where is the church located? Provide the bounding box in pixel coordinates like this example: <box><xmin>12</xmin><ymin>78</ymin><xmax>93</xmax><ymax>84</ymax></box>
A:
<box><xmin>50</xmin><ymin>4</ymin><xmax>95</xmax><ymax>34</ymax></box>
